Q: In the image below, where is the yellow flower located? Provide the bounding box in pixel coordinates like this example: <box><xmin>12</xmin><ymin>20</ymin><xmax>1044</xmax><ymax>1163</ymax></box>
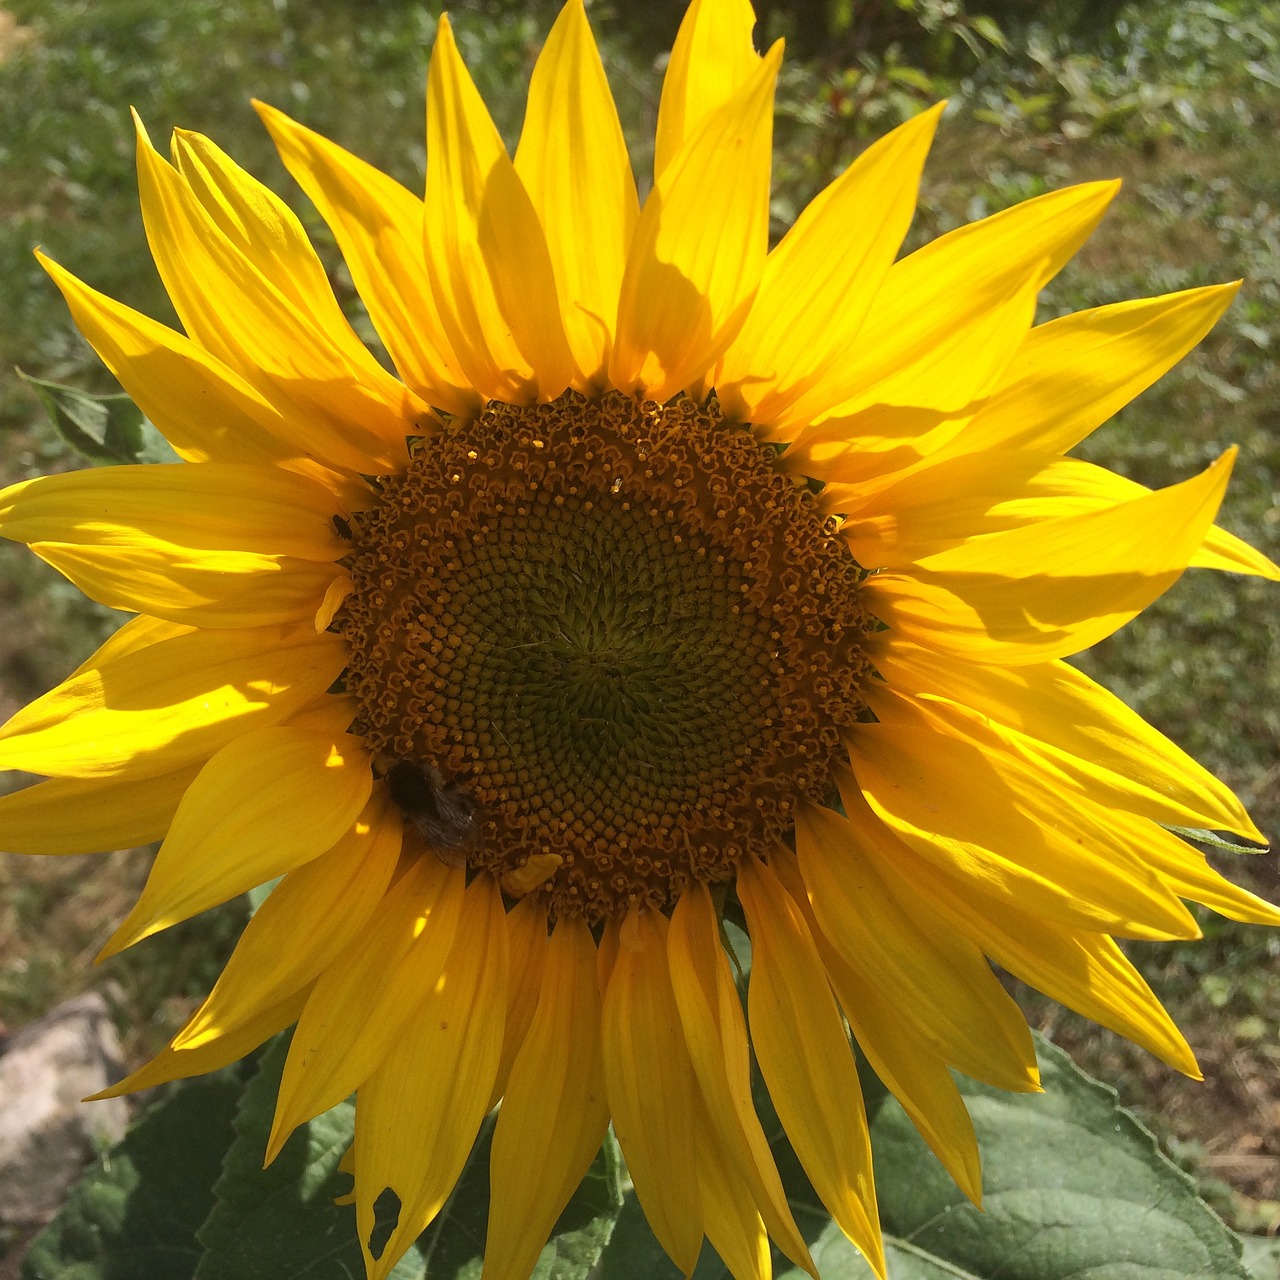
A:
<box><xmin>2</xmin><ymin>0</ymin><xmax>1278</xmax><ymax>1276</ymax></box>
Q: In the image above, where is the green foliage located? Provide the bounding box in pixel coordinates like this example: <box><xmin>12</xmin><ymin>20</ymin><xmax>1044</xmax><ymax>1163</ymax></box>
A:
<box><xmin>25</xmin><ymin>1033</ymin><xmax>627</xmax><ymax>1280</ymax></box>
<box><xmin>601</xmin><ymin>1035</ymin><xmax>1253</xmax><ymax>1278</ymax></box>
<box><xmin>969</xmin><ymin>0</ymin><xmax>1280</xmax><ymax>145</ymax></box>
<box><xmin>21</xmin><ymin>1070</ymin><xmax>244</xmax><ymax>1280</ymax></box>
<box><xmin>15</xmin><ymin>371</ymin><xmax>177</xmax><ymax>466</ymax></box>
<box><xmin>192</xmin><ymin>1033</ymin><xmax>458</xmax><ymax>1280</ymax></box>
<box><xmin>1166</xmin><ymin>826</ymin><xmax>1269</xmax><ymax>854</ymax></box>
<box><xmin>866</xmin><ymin>1038</ymin><xmax>1250</xmax><ymax>1279</ymax></box>
<box><xmin>20</xmin><ymin>1031</ymin><xmax>1256</xmax><ymax>1280</ymax></box>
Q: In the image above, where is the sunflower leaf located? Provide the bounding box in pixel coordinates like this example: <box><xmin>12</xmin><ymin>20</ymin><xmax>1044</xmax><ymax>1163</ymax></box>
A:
<box><xmin>15</xmin><ymin>369</ymin><xmax>178</xmax><ymax>466</ymax></box>
<box><xmin>20</xmin><ymin>1069</ymin><xmax>243</xmax><ymax>1280</ymax></box>
<box><xmin>192</xmin><ymin>1032</ymin><xmax>427</xmax><ymax>1280</ymax></box>
<box><xmin>847</xmin><ymin>1032</ymin><xmax>1249</xmax><ymax>1279</ymax></box>
<box><xmin>190</xmin><ymin>1032</ymin><xmax>624</xmax><ymax>1279</ymax></box>
<box><xmin>625</xmin><ymin>1031</ymin><xmax>1251</xmax><ymax>1279</ymax></box>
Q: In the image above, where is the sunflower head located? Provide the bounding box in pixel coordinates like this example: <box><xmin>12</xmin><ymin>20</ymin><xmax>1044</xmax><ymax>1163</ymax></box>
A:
<box><xmin>1</xmin><ymin>0</ymin><xmax>1277</xmax><ymax>1278</ymax></box>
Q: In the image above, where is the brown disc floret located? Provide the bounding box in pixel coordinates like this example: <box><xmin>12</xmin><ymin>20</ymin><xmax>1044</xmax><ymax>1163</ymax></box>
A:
<box><xmin>337</xmin><ymin>391</ymin><xmax>874</xmax><ymax>923</ymax></box>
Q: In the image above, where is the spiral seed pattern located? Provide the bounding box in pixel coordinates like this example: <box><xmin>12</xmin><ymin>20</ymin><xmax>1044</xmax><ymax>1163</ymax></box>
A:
<box><xmin>337</xmin><ymin>391</ymin><xmax>873</xmax><ymax>922</ymax></box>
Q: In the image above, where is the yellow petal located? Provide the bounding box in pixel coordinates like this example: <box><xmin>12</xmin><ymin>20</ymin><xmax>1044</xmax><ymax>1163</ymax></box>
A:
<box><xmin>268</xmin><ymin>856</ymin><xmax>465</xmax><ymax>1161</ymax></box>
<box><xmin>0</xmin><ymin>461</ymin><xmax>345</xmax><ymax>559</ymax></box>
<box><xmin>281</xmin><ymin>692</ymin><xmax>358</xmax><ymax>738</ymax></box>
<box><xmin>770</xmin><ymin>848</ymin><xmax>982</xmax><ymax>1204</ymax></box>
<box><xmin>839</xmin><ymin>448</ymin><xmax>1278</xmax><ymax>581</ymax></box>
<box><xmin>36</xmin><ymin>252</ymin><xmax>358</xmax><ymax>500</ymax></box>
<box><xmin>65</xmin><ymin>613</ymin><xmax>194</xmax><ymax>680</ymax></box>
<box><xmin>134</xmin><ymin>114</ymin><xmax>415</xmax><ymax>474</ymax></box>
<box><xmin>781</xmin><ymin>274</ymin><xmax>1040</xmax><ymax>475</ymax></box>
<box><xmin>736</xmin><ymin>856</ymin><xmax>885</xmax><ymax>1280</ymax></box>
<box><xmin>89</xmin><ymin>988</ymin><xmax>308</xmax><ymax>1100</ymax></box>
<box><xmin>781</xmin><ymin>179</ymin><xmax>1119</xmax><ymax>428</ymax></box>
<box><xmin>514</xmin><ymin>0</ymin><xmax>638</xmax><ymax>387</ymax></box>
<box><xmin>0</xmin><ymin>460</ymin><xmax>347</xmax><ymax>625</ymax></box>
<box><xmin>667</xmin><ymin>885</ymin><xmax>815</xmax><ymax>1275</ymax></box>
<box><xmin>600</xmin><ymin>909</ymin><xmax>704</xmax><ymax>1276</ymax></box>
<box><xmin>996</xmin><ymin>925</ymin><xmax>1199</xmax><ymax>1077</ymax></box>
<box><xmin>610</xmin><ymin>43</ymin><xmax>781</xmax><ymax>403</ymax></box>
<box><xmin>171</xmin><ymin>126</ymin><xmax>434</xmax><ymax>441</ymax></box>
<box><xmin>838</xmin><ymin>449</ymin><xmax>1089</xmax><ymax>564</ymax></box>
<box><xmin>31</xmin><ymin>543</ymin><xmax>337</xmax><ymax>630</ymax></box>
<box><xmin>956</xmin><ymin>283</ymin><xmax>1241</xmax><ymax>456</ymax></box>
<box><xmin>718</xmin><ymin>103</ymin><xmax>944</xmax><ymax>432</ymax></box>
<box><xmin>879</xmin><ymin>844</ymin><xmax>1200</xmax><ymax>1077</ymax></box>
<box><xmin>173</xmin><ymin>794</ymin><xmax>401</xmax><ymax>1049</ymax></box>
<box><xmin>694</xmin><ymin>1091</ymin><xmax>772</xmax><ymax>1280</ymax></box>
<box><xmin>485</xmin><ymin>917</ymin><xmax>610</xmax><ymax>1280</ymax></box>
<box><xmin>843</xmin><ymin>714</ymin><xmax>1199</xmax><ymax>942</ymax></box>
<box><xmin>354</xmin><ymin>876</ymin><xmax>507</xmax><ymax>1280</ymax></box>
<box><xmin>499</xmin><ymin>850</ymin><xmax>563</xmax><ymax>898</ymax></box>
<box><xmin>794</xmin><ymin>799</ymin><xmax>1038</xmax><ymax>1093</ymax></box>
<box><xmin>173</xmin><ymin>126</ymin><xmax>366</xmax><ymax>339</ymax></box>
<box><xmin>1127</xmin><ymin>819</ymin><xmax>1280</xmax><ymax>926</ymax></box>
<box><xmin>654</xmin><ymin>0</ymin><xmax>761</xmax><ymax>182</ymax></box>
<box><xmin>100</xmin><ymin>726</ymin><xmax>372</xmax><ymax>956</ymax></box>
<box><xmin>425</xmin><ymin>16</ymin><xmax>573</xmax><ymax>404</ymax></box>
<box><xmin>254</xmin><ymin>100</ymin><xmax>476</xmax><ymax>417</ymax></box>
<box><xmin>865</xmin><ymin>449</ymin><xmax>1235</xmax><ymax>664</ymax></box>
<box><xmin>487</xmin><ymin>893</ymin><xmax>550</xmax><ymax>1110</ymax></box>
<box><xmin>0</xmin><ymin>764</ymin><xmax>199</xmax><ymax>855</ymax></box>
<box><xmin>1196</xmin><ymin>523</ymin><xmax>1280</xmax><ymax>579</ymax></box>
<box><xmin>0</xmin><ymin>624</ymin><xmax>347</xmax><ymax>779</ymax></box>
<box><xmin>872</xmin><ymin>638</ymin><xmax>1263</xmax><ymax>840</ymax></box>
<box><xmin>314</xmin><ymin>574</ymin><xmax>353</xmax><ymax>632</ymax></box>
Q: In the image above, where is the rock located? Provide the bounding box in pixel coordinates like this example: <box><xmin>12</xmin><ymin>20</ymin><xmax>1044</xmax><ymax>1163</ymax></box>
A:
<box><xmin>0</xmin><ymin>989</ymin><xmax>129</xmax><ymax>1225</ymax></box>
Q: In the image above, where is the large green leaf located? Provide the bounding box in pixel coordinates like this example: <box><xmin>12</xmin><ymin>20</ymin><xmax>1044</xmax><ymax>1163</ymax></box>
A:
<box><xmin>193</xmin><ymin>1033</ymin><xmax>626</xmax><ymax>1280</ymax></box>
<box><xmin>594</xmin><ymin>1033</ymin><xmax>1248</xmax><ymax>1279</ymax></box>
<box><xmin>20</xmin><ymin>1069</ymin><xmax>243</xmax><ymax>1280</ymax></box>
<box><xmin>865</xmin><ymin>1034</ymin><xmax>1249</xmax><ymax>1279</ymax></box>
<box><xmin>191</xmin><ymin>1033</ymin><xmax>423</xmax><ymax>1280</ymax></box>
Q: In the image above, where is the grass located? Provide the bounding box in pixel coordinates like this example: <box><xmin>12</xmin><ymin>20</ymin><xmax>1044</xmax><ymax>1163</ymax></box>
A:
<box><xmin>0</xmin><ymin>0</ymin><xmax>1277</xmax><ymax>1239</ymax></box>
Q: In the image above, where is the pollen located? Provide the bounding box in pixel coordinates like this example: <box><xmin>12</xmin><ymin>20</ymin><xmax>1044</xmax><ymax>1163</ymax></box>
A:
<box><xmin>337</xmin><ymin>391</ymin><xmax>875</xmax><ymax>923</ymax></box>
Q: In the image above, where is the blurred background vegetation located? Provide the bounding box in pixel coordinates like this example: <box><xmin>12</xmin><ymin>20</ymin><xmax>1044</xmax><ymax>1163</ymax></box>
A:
<box><xmin>0</xmin><ymin>0</ymin><xmax>1277</xmax><ymax>1249</ymax></box>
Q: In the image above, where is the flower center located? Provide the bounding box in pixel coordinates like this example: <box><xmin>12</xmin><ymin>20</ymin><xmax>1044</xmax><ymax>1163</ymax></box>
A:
<box><xmin>337</xmin><ymin>391</ymin><xmax>873</xmax><ymax>923</ymax></box>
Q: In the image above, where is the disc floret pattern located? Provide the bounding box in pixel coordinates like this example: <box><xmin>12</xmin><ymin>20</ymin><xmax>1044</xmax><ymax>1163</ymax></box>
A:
<box><xmin>339</xmin><ymin>391</ymin><xmax>874</xmax><ymax>922</ymax></box>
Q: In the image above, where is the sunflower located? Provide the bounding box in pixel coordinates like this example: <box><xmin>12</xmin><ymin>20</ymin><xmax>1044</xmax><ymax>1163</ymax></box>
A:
<box><xmin>2</xmin><ymin>0</ymin><xmax>1278</xmax><ymax>1276</ymax></box>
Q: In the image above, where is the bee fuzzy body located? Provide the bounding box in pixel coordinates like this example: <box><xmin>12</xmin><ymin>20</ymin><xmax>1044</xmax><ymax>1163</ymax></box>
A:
<box><xmin>385</xmin><ymin>759</ymin><xmax>478</xmax><ymax>867</ymax></box>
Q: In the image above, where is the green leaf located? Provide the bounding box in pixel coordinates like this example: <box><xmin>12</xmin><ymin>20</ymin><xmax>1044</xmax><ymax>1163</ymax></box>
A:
<box><xmin>599</xmin><ymin>1032</ymin><xmax>1248</xmax><ymax>1279</ymax></box>
<box><xmin>192</xmin><ymin>1032</ymin><xmax>424</xmax><ymax>1280</ymax></box>
<box><xmin>594</xmin><ymin>1194</ymin><xmax>682</xmax><ymax>1280</ymax></box>
<box><xmin>16</xmin><ymin>369</ymin><xmax>178</xmax><ymax>466</ymax></box>
<box><xmin>194</xmin><ymin>1033</ymin><xmax>626</xmax><ymax>1280</ymax></box>
<box><xmin>21</xmin><ymin>1069</ymin><xmax>244</xmax><ymax>1280</ymax></box>
<box><xmin>970</xmin><ymin>15</ymin><xmax>1008</xmax><ymax>50</ymax></box>
<box><xmin>864</xmin><ymin>1033</ymin><xmax>1250</xmax><ymax>1279</ymax></box>
<box><xmin>883</xmin><ymin>66</ymin><xmax>934</xmax><ymax>92</ymax></box>
<box><xmin>1242</xmin><ymin>1234</ymin><xmax>1280</xmax><ymax>1280</ymax></box>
